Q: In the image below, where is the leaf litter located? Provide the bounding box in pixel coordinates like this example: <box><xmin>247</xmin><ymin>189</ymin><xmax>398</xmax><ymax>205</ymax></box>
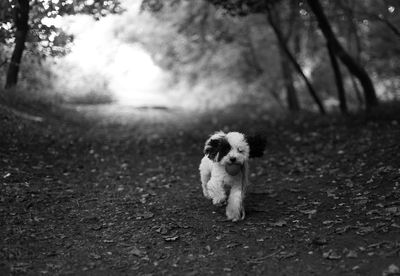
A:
<box><xmin>1</xmin><ymin>105</ymin><xmax>400</xmax><ymax>275</ymax></box>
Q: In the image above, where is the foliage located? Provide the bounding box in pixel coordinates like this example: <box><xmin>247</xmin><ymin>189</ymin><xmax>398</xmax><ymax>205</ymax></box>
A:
<box><xmin>140</xmin><ymin>0</ymin><xmax>400</xmax><ymax>110</ymax></box>
<box><xmin>139</xmin><ymin>1</ymin><xmax>295</xmax><ymax>108</ymax></box>
<box><xmin>0</xmin><ymin>0</ymin><xmax>123</xmax><ymax>58</ymax></box>
<box><xmin>0</xmin><ymin>53</ymin><xmax>114</xmax><ymax>107</ymax></box>
<box><xmin>2</xmin><ymin>0</ymin><xmax>399</xmax><ymax>111</ymax></box>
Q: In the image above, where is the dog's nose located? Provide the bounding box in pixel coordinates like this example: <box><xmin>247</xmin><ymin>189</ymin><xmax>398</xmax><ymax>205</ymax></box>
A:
<box><xmin>230</xmin><ymin>157</ymin><xmax>236</xmax><ymax>163</ymax></box>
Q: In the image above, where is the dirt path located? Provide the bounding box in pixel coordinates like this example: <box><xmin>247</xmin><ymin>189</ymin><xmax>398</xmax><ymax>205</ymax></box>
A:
<box><xmin>1</xmin><ymin>104</ymin><xmax>400</xmax><ymax>275</ymax></box>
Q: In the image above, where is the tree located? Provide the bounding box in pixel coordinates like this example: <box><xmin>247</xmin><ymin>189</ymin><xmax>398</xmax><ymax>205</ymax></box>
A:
<box><xmin>141</xmin><ymin>0</ymin><xmax>400</xmax><ymax>111</ymax></box>
<box><xmin>327</xmin><ymin>42</ymin><xmax>347</xmax><ymax>114</ymax></box>
<box><xmin>1</xmin><ymin>0</ymin><xmax>122</xmax><ymax>89</ymax></box>
<box><xmin>5</xmin><ymin>0</ymin><xmax>29</xmax><ymax>88</ymax></box>
<box><xmin>306</xmin><ymin>0</ymin><xmax>379</xmax><ymax>110</ymax></box>
<box><xmin>189</xmin><ymin>0</ymin><xmax>325</xmax><ymax>113</ymax></box>
<box><xmin>275</xmin><ymin>2</ymin><xmax>300</xmax><ymax>112</ymax></box>
<box><xmin>280</xmin><ymin>48</ymin><xmax>300</xmax><ymax>112</ymax></box>
<box><xmin>242</xmin><ymin>27</ymin><xmax>285</xmax><ymax>108</ymax></box>
<box><xmin>266</xmin><ymin>4</ymin><xmax>325</xmax><ymax>114</ymax></box>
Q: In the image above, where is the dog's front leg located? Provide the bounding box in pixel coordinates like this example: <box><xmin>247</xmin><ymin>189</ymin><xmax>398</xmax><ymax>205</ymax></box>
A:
<box><xmin>201</xmin><ymin>172</ymin><xmax>211</xmax><ymax>199</ymax></box>
<box><xmin>207</xmin><ymin>179</ymin><xmax>227</xmax><ymax>205</ymax></box>
<box><xmin>226</xmin><ymin>185</ymin><xmax>245</xmax><ymax>222</ymax></box>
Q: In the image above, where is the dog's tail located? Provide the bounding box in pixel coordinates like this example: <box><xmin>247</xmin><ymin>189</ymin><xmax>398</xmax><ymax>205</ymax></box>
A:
<box><xmin>247</xmin><ymin>134</ymin><xmax>267</xmax><ymax>158</ymax></box>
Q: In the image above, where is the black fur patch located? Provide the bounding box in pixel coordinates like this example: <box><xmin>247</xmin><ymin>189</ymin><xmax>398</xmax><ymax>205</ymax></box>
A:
<box><xmin>204</xmin><ymin>137</ymin><xmax>231</xmax><ymax>161</ymax></box>
<box><xmin>204</xmin><ymin>139</ymin><xmax>220</xmax><ymax>160</ymax></box>
<box><xmin>217</xmin><ymin>138</ymin><xmax>231</xmax><ymax>161</ymax></box>
<box><xmin>246</xmin><ymin>134</ymin><xmax>267</xmax><ymax>158</ymax></box>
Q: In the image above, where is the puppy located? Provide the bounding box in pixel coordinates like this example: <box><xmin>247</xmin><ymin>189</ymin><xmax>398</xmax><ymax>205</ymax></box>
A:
<box><xmin>199</xmin><ymin>131</ymin><xmax>266</xmax><ymax>221</ymax></box>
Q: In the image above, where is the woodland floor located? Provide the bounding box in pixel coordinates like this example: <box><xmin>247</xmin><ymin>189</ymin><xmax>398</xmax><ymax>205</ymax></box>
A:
<box><xmin>1</xmin><ymin>102</ymin><xmax>400</xmax><ymax>275</ymax></box>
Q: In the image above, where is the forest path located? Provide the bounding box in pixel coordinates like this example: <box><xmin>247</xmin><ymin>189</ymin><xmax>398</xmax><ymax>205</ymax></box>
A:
<box><xmin>1</xmin><ymin>103</ymin><xmax>400</xmax><ymax>275</ymax></box>
<box><xmin>62</xmin><ymin>103</ymin><xmax>196</xmax><ymax>137</ymax></box>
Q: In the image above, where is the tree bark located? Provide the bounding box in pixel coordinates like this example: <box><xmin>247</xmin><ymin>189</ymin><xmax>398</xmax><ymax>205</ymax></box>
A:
<box><xmin>350</xmin><ymin>75</ymin><xmax>364</xmax><ymax>108</ymax></box>
<box><xmin>277</xmin><ymin>4</ymin><xmax>300</xmax><ymax>113</ymax></box>
<box><xmin>266</xmin><ymin>6</ymin><xmax>326</xmax><ymax>114</ymax></box>
<box><xmin>279</xmin><ymin>48</ymin><xmax>300</xmax><ymax>112</ymax></box>
<box><xmin>306</xmin><ymin>0</ymin><xmax>378</xmax><ymax>110</ymax></box>
<box><xmin>327</xmin><ymin>42</ymin><xmax>347</xmax><ymax>114</ymax></box>
<box><xmin>5</xmin><ymin>0</ymin><xmax>30</xmax><ymax>89</ymax></box>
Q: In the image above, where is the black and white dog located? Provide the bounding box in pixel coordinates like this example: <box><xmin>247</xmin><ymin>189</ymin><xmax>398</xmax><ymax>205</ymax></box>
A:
<box><xmin>199</xmin><ymin>131</ymin><xmax>266</xmax><ymax>221</ymax></box>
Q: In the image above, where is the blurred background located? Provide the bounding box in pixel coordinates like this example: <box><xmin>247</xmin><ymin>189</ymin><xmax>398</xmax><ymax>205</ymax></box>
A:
<box><xmin>0</xmin><ymin>0</ymin><xmax>399</xmax><ymax>113</ymax></box>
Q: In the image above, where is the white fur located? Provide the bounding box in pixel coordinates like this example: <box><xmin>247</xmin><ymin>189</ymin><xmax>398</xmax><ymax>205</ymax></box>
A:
<box><xmin>199</xmin><ymin>131</ymin><xmax>250</xmax><ymax>221</ymax></box>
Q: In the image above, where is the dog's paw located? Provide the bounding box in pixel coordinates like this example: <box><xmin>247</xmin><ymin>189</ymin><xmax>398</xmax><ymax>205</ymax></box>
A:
<box><xmin>212</xmin><ymin>195</ymin><xmax>227</xmax><ymax>206</ymax></box>
<box><xmin>213</xmin><ymin>200</ymin><xmax>227</xmax><ymax>207</ymax></box>
<box><xmin>226</xmin><ymin>206</ymin><xmax>245</xmax><ymax>222</ymax></box>
<box><xmin>202</xmin><ymin>188</ymin><xmax>211</xmax><ymax>199</ymax></box>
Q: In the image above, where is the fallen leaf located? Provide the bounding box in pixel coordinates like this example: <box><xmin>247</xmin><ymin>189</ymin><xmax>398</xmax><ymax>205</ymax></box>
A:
<box><xmin>128</xmin><ymin>247</ymin><xmax>146</xmax><ymax>257</ymax></box>
<box><xmin>323</xmin><ymin>249</ymin><xmax>341</xmax><ymax>260</ymax></box>
<box><xmin>156</xmin><ymin>224</ymin><xmax>169</xmax><ymax>235</ymax></box>
<box><xmin>288</xmin><ymin>188</ymin><xmax>303</xmax><ymax>193</ymax></box>
<box><xmin>386</xmin><ymin>206</ymin><xmax>400</xmax><ymax>214</ymax></box>
<box><xmin>270</xmin><ymin>220</ymin><xmax>287</xmax><ymax>227</ymax></box>
<box><xmin>277</xmin><ymin>251</ymin><xmax>297</xmax><ymax>259</ymax></box>
<box><xmin>335</xmin><ymin>225</ymin><xmax>354</xmax><ymax>234</ymax></box>
<box><xmin>367</xmin><ymin>209</ymin><xmax>382</xmax><ymax>216</ymax></box>
<box><xmin>247</xmin><ymin>251</ymin><xmax>280</xmax><ymax>263</ymax></box>
<box><xmin>346</xmin><ymin>250</ymin><xmax>358</xmax><ymax>258</ymax></box>
<box><xmin>136</xmin><ymin>211</ymin><xmax>154</xmax><ymax>220</ymax></box>
<box><xmin>345</xmin><ymin>179</ymin><xmax>354</xmax><ymax>188</ymax></box>
<box><xmin>89</xmin><ymin>253</ymin><xmax>101</xmax><ymax>260</ymax></box>
<box><xmin>226</xmin><ymin>242</ymin><xmax>241</xmax><ymax>248</ymax></box>
<box><xmin>312</xmin><ymin>237</ymin><xmax>328</xmax><ymax>246</ymax></box>
<box><xmin>356</xmin><ymin>226</ymin><xmax>374</xmax><ymax>235</ymax></box>
<box><xmin>164</xmin><ymin>235</ymin><xmax>179</xmax><ymax>242</ymax></box>
<box><xmin>383</xmin><ymin>264</ymin><xmax>400</xmax><ymax>276</ymax></box>
<box><xmin>300</xmin><ymin>209</ymin><xmax>317</xmax><ymax>218</ymax></box>
<box><xmin>391</xmin><ymin>223</ymin><xmax>400</xmax><ymax>229</ymax></box>
<box><xmin>326</xmin><ymin>188</ymin><xmax>338</xmax><ymax>199</ymax></box>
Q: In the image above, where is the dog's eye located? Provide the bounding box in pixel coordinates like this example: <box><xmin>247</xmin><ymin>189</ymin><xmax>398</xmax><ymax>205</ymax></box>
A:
<box><xmin>238</xmin><ymin>148</ymin><xmax>244</xmax><ymax>153</ymax></box>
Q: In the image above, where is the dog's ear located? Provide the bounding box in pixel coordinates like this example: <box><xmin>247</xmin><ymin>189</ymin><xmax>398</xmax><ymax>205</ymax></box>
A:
<box><xmin>204</xmin><ymin>131</ymin><xmax>226</xmax><ymax>161</ymax></box>
<box><xmin>246</xmin><ymin>134</ymin><xmax>267</xmax><ymax>158</ymax></box>
<box><xmin>204</xmin><ymin>138</ymin><xmax>220</xmax><ymax>160</ymax></box>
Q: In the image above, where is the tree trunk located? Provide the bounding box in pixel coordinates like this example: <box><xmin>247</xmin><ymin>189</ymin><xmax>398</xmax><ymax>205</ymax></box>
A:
<box><xmin>276</xmin><ymin>5</ymin><xmax>300</xmax><ymax>113</ymax></box>
<box><xmin>327</xmin><ymin>42</ymin><xmax>347</xmax><ymax>114</ymax></box>
<box><xmin>5</xmin><ymin>0</ymin><xmax>30</xmax><ymax>89</ymax></box>
<box><xmin>350</xmin><ymin>75</ymin><xmax>364</xmax><ymax>108</ymax></box>
<box><xmin>266</xmin><ymin>7</ymin><xmax>326</xmax><ymax>114</ymax></box>
<box><xmin>279</xmin><ymin>48</ymin><xmax>300</xmax><ymax>112</ymax></box>
<box><xmin>345</xmin><ymin>3</ymin><xmax>364</xmax><ymax>110</ymax></box>
<box><xmin>269</xmin><ymin>87</ymin><xmax>285</xmax><ymax>108</ymax></box>
<box><xmin>306</xmin><ymin>0</ymin><xmax>378</xmax><ymax>110</ymax></box>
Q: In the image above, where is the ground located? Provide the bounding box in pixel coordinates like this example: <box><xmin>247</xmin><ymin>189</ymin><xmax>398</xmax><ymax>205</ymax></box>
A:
<box><xmin>1</xmin><ymin>103</ymin><xmax>400</xmax><ymax>275</ymax></box>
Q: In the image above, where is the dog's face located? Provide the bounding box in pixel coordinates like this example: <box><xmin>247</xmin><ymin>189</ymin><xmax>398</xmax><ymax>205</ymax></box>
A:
<box><xmin>204</xmin><ymin>131</ymin><xmax>250</xmax><ymax>165</ymax></box>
